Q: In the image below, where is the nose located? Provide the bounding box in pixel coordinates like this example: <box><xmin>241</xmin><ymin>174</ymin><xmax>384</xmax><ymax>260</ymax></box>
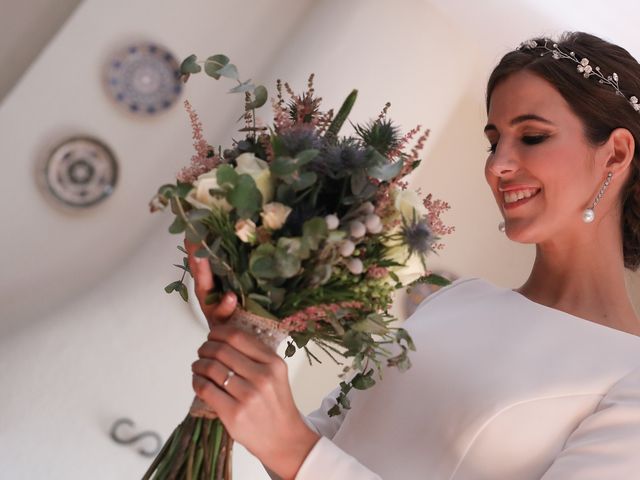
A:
<box><xmin>486</xmin><ymin>143</ymin><xmax>519</xmax><ymax>178</ymax></box>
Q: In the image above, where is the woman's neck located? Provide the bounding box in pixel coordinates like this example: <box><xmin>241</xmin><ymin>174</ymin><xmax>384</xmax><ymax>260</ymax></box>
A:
<box><xmin>517</xmin><ymin>244</ymin><xmax>640</xmax><ymax>336</ymax></box>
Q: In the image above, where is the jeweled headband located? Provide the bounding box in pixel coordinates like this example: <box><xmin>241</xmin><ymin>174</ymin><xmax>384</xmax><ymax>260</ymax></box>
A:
<box><xmin>517</xmin><ymin>39</ymin><xmax>640</xmax><ymax>114</ymax></box>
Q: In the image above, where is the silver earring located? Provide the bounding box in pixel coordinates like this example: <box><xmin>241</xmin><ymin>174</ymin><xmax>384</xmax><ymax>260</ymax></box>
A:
<box><xmin>583</xmin><ymin>172</ymin><xmax>613</xmax><ymax>223</ymax></box>
<box><xmin>498</xmin><ymin>221</ymin><xmax>506</xmax><ymax>232</ymax></box>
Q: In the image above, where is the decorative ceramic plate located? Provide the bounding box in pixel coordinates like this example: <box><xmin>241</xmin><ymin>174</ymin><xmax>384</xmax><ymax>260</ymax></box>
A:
<box><xmin>104</xmin><ymin>42</ymin><xmax>182</xmax><ymax>115</ymax></box>
<box><xmin>44</xmin><ymin>136</ymin><xmax>118</xmax><ymax>208</ymax></box>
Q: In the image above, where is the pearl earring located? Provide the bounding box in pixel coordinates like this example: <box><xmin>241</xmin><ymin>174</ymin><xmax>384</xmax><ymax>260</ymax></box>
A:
<box><xmin>583</xmin><ymin>172</ymin><xmax>613</xmax><ymax>223</ymax></box>
<box><xmin>498</xmin><ymin>221</ymin><xmax>505</xmax><ymax>232</ymax></box>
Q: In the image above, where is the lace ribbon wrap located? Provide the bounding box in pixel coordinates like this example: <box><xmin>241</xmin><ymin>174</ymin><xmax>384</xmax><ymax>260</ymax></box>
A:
<box><xmin>189</xmin><ymin>308</ymin><xmax>290</xmax><ymax>419</ymax></box>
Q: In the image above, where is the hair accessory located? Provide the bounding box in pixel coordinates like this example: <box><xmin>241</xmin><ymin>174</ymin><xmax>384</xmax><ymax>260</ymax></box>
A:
<box><xmin>517</xmin><ymin>40</ymin><xmax>640</xmax><ymax>113</ymax></box>
<box><xmin>583</xmin><ymin>171</ymin><xmax>613</xmax><ymax>223</ymax></box>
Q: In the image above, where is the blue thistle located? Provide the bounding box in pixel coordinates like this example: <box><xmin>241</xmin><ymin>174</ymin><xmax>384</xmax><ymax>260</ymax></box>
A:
<box><xmin>277</xmin><ymin>127</ymin><xmax>324</xmax><ymax>156</ymax></box>
<box><xmin>401</xmin><ymin>218</ymin><xmax>434</xmax><ymax>257</ymax></box>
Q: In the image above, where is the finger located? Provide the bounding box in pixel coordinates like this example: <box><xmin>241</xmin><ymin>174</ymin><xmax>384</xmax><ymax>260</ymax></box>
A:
<box><xmin>192</xmin><ymin>373</ymin><xmax>236</xmax><ymax>416</ymax></box>
<box><xmin>211</xmin><ymin>293</ymin><xmax>238</xmax><ymax>321</ymax></box>
<box><xmin>191</xmin><ymin>358</ymin><xmax>252</xmax><ymax>399</ymax></box>
<box><xmin>208</xmin><ymin>324</ymin><xmax>276</xmax><ymax>364</ymax></box>
<box><xmin>198</xmin><ymin>339</ymin><xmax>268</xmax><ymax>381</ymax></box>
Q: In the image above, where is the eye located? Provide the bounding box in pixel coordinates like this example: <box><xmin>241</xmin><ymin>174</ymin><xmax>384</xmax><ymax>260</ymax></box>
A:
<box><xmin>521</xmin><ymin>134</ymin><xmax>548</xmax><ymax>145</ymax></box>
<box><xmin>487</xmin><ymin>143</ymin><xmax>497</xmax><ymax>154</ymax></box>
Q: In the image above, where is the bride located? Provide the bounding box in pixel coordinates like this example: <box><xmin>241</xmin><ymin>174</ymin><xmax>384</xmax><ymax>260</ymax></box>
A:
<box><xmin>185</xmin><ymin>31</ymin><xmax>640</xmax><ymax>479</ymax></box>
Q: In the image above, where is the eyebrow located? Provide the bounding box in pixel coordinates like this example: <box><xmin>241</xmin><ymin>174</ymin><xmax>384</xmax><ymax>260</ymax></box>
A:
<box><xmin>484</xmin><ymin>114</ymin><xmax>555</xmax><ymax>133</ymax></box>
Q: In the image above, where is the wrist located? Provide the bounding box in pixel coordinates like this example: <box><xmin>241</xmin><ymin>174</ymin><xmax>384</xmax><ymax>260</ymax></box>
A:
<box><xmin>266</xmin><ymin>422</ymin><xmax>321</xmax><ymax>480</ymax></box>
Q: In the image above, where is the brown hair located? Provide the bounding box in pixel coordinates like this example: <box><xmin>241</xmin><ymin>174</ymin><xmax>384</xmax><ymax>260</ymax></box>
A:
<box><xmin>486</xmin><ymin>32</ymin><xmax>640</xmax><ymax>271</ymax></box>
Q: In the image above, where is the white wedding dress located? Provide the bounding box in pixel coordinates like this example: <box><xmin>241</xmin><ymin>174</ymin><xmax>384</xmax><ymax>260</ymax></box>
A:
<box><xmin>282</xmin><ymin>277</ymin><xmax>640</xmax><ymax>479</ymax></box>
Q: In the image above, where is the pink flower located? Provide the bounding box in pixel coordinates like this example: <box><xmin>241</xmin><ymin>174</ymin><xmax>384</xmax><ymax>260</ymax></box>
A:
<box><xmin>176</xmin><ymin>100</ymin><xmax>220</xmax><ymax>183</ymax></box>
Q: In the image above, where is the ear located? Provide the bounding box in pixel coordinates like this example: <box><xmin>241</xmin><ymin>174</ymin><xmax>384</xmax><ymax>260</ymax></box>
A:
<box><xmin>601</xmin><ymin>127</ymin><xmax>635</xmax><ymax>176</ymax></box>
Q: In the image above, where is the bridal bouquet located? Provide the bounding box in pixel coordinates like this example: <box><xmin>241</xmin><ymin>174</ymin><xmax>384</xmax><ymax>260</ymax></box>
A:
<box><xmin>144</xmin><ymin>53</ymin><xmax>453</xmax><ymax>479</ymax></box>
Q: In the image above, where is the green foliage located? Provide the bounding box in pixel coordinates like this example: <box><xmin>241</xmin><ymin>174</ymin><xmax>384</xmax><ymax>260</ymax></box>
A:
<box><xmin>204</xmin><ymin>54</ymin><xmax>230</xmax><ymax>79</ymax></box>
<box><xmin>366</xmin><ymin>148</ymin><xmax>403</xmax><ymax>181</ymax></box>
<box><xmin>226</xmin><ymin>174</ymin><xmax>262</xmax><ymax>218</ymax></box>
<box><xmin>247</xmin><ymin>85</ymin><xmax>268</xmax><ymax>109</ymax></box>
<box><xmin>325</xmin><ymin>89</ymin><xmax>358</xmax><ymax>142</ymax></box>
<box><xmin>354</xmin><ymin>118</ymin><xmax>402</xmax><ymax>156</ymax></box>
<box><xmin>180</xmin><ymin>54</ymin><xmax>201</xmax><ymax>75</ymax></box>
<box><xmin>302</xmin><ymin>217</ymin><xmax>328</xmax><ymax>250</ymax></box>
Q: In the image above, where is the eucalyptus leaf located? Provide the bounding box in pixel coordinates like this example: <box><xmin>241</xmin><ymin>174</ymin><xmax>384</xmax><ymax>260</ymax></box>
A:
<box><xmin>227</xmin><ymin>174</ymin><xmax>262</xmax><ymax>218</ymax></box>
<box><xmin>352</xmin><ymin>316</ymin><xmax>389</xmax><ymax>335</ymax></box>
<box><xmin>276</xmin><ymin>184</ymin><xmax>296</xmax><ymax>204</ymax></box>
<box><xmin>246</xmin><ymin>85</ymin><xmax>268</xmax><ymax>109</ymax></box>
<box><xmin>270</xmin><ymin>156</ymin><xmax>298</xmax><ymax>176</ymax></box>
<box><xmin>292</xmin><ymin>171</ymin><xmax>317</xmax><ymax>191</ymax></box>
<box><xmin>244</xmin><ymin>297</ymin><xmax>278</xmax><ymax>320</ymax></box>
<box><xmin>366</xmin><ymin>148</ymin><xmax>403</xmax><ymax>181</ymax></box>
<box><xmin>248</xmin><ymin>293</ymin><xmax>272</xmax><ymax>307</ymax></box>
<box><xmin>250</xmin><ymin>244</ymin><xmax>279</xmax><ymax>280</ymax></box>
<box><xmin>178</xmin><ymin>283</ymin><xmax>188</xmax><ymax>302</ymax></box>
<box><xmin>158</xmin><ymin>184</ymin><xmax>176</xmax><ymax>197</ymax></box>
<box><xmin>168</xmin><ymin>216</ymin><xmax>186</xmax><ymax>234</ymax></box>
<box><xmin>302</xmin><ymin>217</ymin><xmax>329</xmax><ymax>250</ymax></box>
<box><xmin>175</xmin><ymin>182</ymin><xmax>193</xmax><ymax>198</ymax></box>
<box><xmin>187</xmin><ymin>208</ymin><xmax>211</xmax><ymax>223</ymax></box>
<box><xmin>185</xmin><ymin>221</ymin><xmax>208</xmax><ymax>244</ymax></box>
<box><xmin>351</xmin><ymin>371</ymin><xmax>376</xmax><ymax>390</ymax></box>
<box><xmin>216</xmin><ymin>62</ymin><xmax>239</xmax><ymax>80</ymax></box>
<box><xmin>164</xmin><ymin>280</ymin><xmax>181</xmax><ymax>293</ymax></box>
<box><xmin>295</xmin><ymin>149</ymin><xmax>319</xmax><ymax>166</ymax></box>
<box><xmin>395</xmin><ymin>328</ymin><xmax>416</xmax><ymax>351</ymax></box>
<box><xmin>285</xmin><ymin>342</ymin><xmax>296</xmax><ymax>358</ymax></box>
<box><xmin>387</xmin><ymin>346</ymin><xmax>411</xmax><ymax>372</ymax></box>
<box><xmin>277</xmin><ymin>237</ymin><xmax>310</xmax><ymax>260</ymax></box>
<box><xmin>274</xmin><ymin>246</ymin><xmax>301</xmax><ymax>278</ymax></box>
<box><xmin>204</xmin><ymin>54</ymin><xmax>230</xmax><ymax>79</ymax></box>
<box><xmin>228</xmin><ymin>79</ymin><xmax>255</xmax><ymax>94</ymax></box>
<box><xmin>180</xmin><ymin>54</ymin><xmax>201</xmax><ymax>75</ymax></box>
<box><xmin>216</xmin><ymin>164</ymin><xmax>238</xmax><ymax>188</ymax></box>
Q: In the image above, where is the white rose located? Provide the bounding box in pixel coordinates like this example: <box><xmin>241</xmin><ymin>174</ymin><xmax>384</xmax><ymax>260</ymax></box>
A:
<box><xmin>393</xmin><ymin>188</ymin><xmax>427</xmax><ymax>223</ymax></box>
<box><xmin>261</xmin><ymin>202</ymin><xmax>292</xmax><ymax>230</ymax></box>
<box><xmin>384</xmin><ymin>242</ymin><xmax>426</xmax><ymax>285</ymax></box>
<box><xmin>235</xmin><ymin>152</ymin><xmax>274</xmax><ymax>204</ymax></box>
<box><xmin>185</xmin><ymin>169</ymin><xmax>232</xmax><ymax>212</ymax></box>
<box><xmin>235</xmin><ymin>219</ymin><xmax>257</xmax><ymax>244</ymax></box>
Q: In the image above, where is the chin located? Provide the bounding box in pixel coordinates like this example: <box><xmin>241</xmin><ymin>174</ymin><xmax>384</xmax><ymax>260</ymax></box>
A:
<box><xmin>503</xmin><ymin>219</ymin><xmax>541</xmax><ymax>244</ymax></box>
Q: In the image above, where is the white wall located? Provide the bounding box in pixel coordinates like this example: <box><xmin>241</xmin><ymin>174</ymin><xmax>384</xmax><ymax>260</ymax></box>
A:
<box><xmin>3</xmin><ymin>0</ymin><xmax>640</xmax><ymax>478</ymax></box>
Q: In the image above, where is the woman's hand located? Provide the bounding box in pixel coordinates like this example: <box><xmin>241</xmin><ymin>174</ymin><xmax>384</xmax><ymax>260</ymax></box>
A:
<box><xmin>184</xmin><ymin>238</ymin><xmax>237</xmax><ymax>329</ymax></box>
<box><xmin>191</xmin><ymin>324</ymin><xmax>320</xmax><ymax>479</ymax></box>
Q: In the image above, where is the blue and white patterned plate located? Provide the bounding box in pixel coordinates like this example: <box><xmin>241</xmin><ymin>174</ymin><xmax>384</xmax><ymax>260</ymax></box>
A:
<box><xmin>44</xmin><ymin>136</ymin><xmax>118</xmax><ymax>208</ymax></box>
<box><xmin>104</xmin><ymin>42</ymin><xmax>182</xmax><ymax>115</ymax></box>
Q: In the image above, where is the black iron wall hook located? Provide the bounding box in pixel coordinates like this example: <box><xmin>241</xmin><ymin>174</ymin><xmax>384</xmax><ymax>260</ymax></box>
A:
<box><xmin>109</xmin><ymin>418</ymin><xmax>162</xmax><ymax>457</ymax></box>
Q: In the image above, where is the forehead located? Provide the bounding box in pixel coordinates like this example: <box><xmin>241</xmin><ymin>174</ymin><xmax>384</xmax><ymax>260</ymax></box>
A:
<box><xmin>487</xmin><ymin>70</ymin><xmax>573</xmax><ymax>123</ymax></box>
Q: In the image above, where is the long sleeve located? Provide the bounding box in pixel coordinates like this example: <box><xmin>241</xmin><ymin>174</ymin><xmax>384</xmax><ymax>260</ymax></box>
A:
<box><xmin>266</xmin><ymin>383</ymin><xmax>383</xmax><ymax>479</ymax></box>
<box><xmin>540</xmin><ymin>366</ymin><xmax>640</xmax><ymax>479</ymax></box>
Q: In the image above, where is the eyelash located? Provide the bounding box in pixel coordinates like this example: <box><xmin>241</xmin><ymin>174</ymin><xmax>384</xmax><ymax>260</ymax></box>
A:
<box><xmin>486</xmin><ymin>134</ymin><xmax>549</xmax><ymax>154</ymax></box>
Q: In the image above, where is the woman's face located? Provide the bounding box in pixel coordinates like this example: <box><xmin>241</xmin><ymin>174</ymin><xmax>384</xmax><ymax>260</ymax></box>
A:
<box><xmin>484</xmin><ymin>70</ymin><xmax>600</xmax><ymax>244</ymax></box>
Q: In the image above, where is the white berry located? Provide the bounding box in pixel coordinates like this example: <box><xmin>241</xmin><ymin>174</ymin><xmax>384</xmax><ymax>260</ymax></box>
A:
<box><xmin>325</xmin><ymin>214</ymin><xmax>339</xmax><ymax>230</ymax></box>
<box><xmin>339</xmin><ymin>240</ymin><xmax>356</xmax><ymax>257</ymax></box>
<box><xmin>346</xmin><ymin>258</ymin><xmax>364</xmax><ymax>275</ymax></box>
<box><xmin>349</xmin><ymin>220</ymin><xmax>366</xmax><ymax>238</ymax></box>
